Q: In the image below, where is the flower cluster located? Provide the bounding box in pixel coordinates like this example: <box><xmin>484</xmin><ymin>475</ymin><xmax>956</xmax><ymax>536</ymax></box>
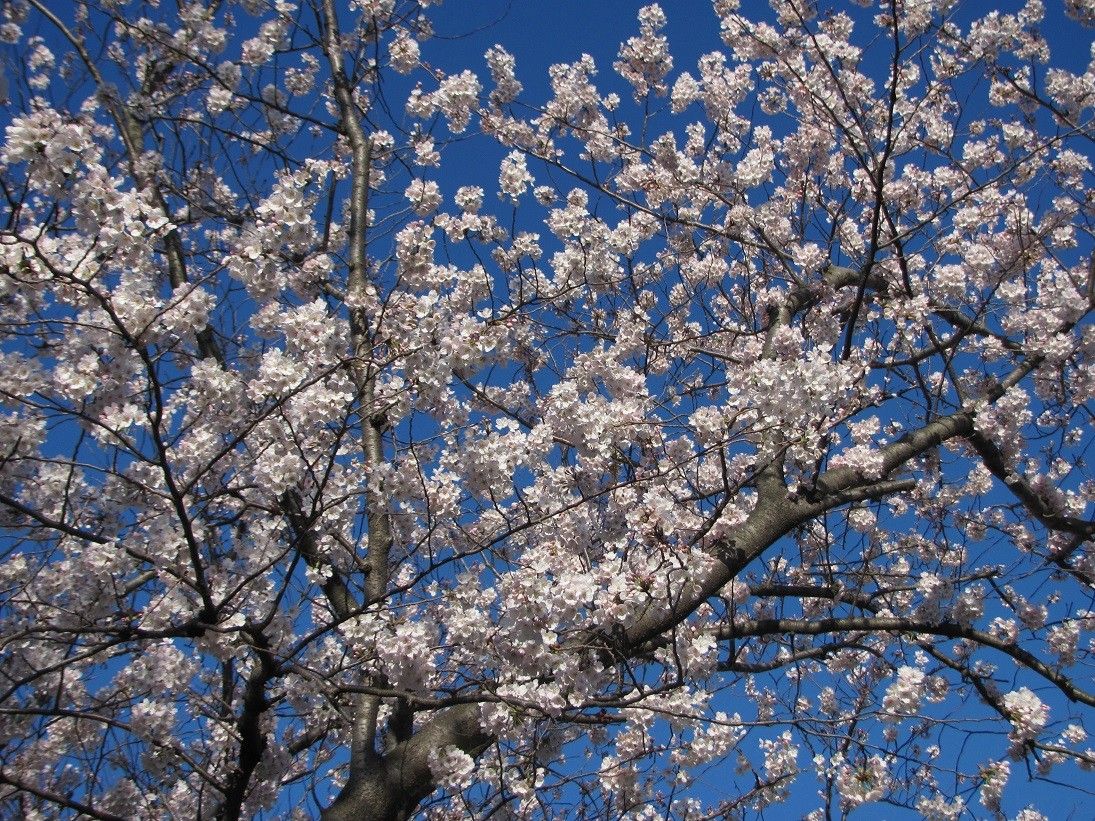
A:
<box><xmin>882</xmin><ymin>666</ymin><xmax>926</xmax><ymax>720</ymax></box>
<box><xmin>2</xmin><ymin>109</ymin><xmax>93</xmax><ymax>191</ymax></box>
<box><xmin>433</xmin><ymin>70</ymin><xmax>482</xmax><ymax>133</ymax></box>
<box><xmin>389</xmin><ymin>27</ymin><xmax>420</xmax><ymax>74</ymax></box>
<box><xmin>835</xmin><ymin>755</ymin><xmax>890</xmax><ymax>810</ymax></box>
<box><xmin>615</xmin><ymin>4</ymin><xmax>673</xmax><ymax>98</ymax></box>
<box><xmin>979</xmin><ymin>760</ymin><xmax>1009</xmax><ymax>815</ymax></box>
<box><xmin>1002</xmin><ymin>687</ymin><xmax>1049</xmax><ymax>750</ymax></box>
<box><xmin>405</xmin><ymin>178</ymin><xmax>442</xmax><ymax>215</ymax></box>
<box><xmin>498</xmin><ymin>150</ymin><xmax>533</xmax><ymax>202</ymax></box>
<box><xmin>427</xmin><ymin>745</ymin><xmax>478</xmax><ymax>793</ymax></box>
<box><xmin>485</xmin><ymin>45</ymin><xmax>522</xmax><ymax>106</ymax></box>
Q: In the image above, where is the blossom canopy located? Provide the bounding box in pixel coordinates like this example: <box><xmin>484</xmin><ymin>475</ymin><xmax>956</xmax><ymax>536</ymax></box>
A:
<box><xmin>0</xmin><ymin>0</ymin><xmax>1093</xmax><ymax>819</ymax></box>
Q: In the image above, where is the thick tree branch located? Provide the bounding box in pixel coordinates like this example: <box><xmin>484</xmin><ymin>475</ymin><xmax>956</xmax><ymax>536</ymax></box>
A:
<box><xmin>317</xmin><ymin>0</ymin><xmax>393</xmax><ymax>799</ymax></box>
<box><xmin>965</xmin><ymin>430</ymin><xmax>1095</xmax><ymax>539</ymax></box>
<box><xmin>321</xmin><ymin>703</ymin><xmax>492</xmax><ymax>821</ymax></box>
<box><xmin>715</xmin><ymin>616</ymin><xmax>1095</xmax><ymax>707</ymax></box>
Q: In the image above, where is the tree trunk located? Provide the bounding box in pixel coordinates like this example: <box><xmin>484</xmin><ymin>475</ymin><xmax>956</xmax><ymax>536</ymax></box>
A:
<box><xmin>323</xmin><ymin>704</ymin><xmax>491</xmax><ymax>821</ymax></box>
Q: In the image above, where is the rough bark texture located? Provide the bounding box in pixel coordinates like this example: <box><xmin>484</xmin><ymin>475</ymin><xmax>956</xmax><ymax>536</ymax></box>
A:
<box><xmin>322</xmin><ymin>705</ymin><xmax>491</xmax><ymax>821</ymax></box>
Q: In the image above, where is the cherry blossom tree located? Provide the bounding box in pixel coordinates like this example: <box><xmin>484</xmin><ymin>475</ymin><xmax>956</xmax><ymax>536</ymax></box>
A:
<box><xmin>0</xmin><ymin>0</ymin><xmax>1093</xmax><ymax>818</ymax></box>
